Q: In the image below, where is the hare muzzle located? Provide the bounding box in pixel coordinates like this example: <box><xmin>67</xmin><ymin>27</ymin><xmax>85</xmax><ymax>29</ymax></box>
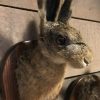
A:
<box><xmin>66</xmin><ymin>43</ymin><xmax>93</xmax><ymax>68</ymax></box>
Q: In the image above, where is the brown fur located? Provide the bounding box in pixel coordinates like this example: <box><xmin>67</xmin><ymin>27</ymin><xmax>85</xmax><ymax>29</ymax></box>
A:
<box><xmin>1</xmin><ymin>0</ymin><xmax>93</xmax><ymax>100</ymax></box>
<box><xmin>15</xmin><ymin>44</ymin><xmax>66</xmax><ymax>100</ymax></box>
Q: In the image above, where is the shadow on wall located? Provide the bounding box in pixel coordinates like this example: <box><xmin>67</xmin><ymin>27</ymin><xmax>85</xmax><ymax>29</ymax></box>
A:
<box><xmin>23</xmin><ymin>20</ymin><xmax>39</xmax><ymax>41</ymax></box>
<box><xmin>0</xmin><ymin>34</ymin><xmax>13</xmax><ymax>60</ymax></box>
<box><xmin>0</xmin><ymin>19</ymin><xmax>39</xmax><ymax>62</ymax></box>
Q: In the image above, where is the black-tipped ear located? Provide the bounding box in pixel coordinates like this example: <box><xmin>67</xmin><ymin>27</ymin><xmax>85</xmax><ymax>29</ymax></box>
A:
<box><xmin>46</xmin><ymin>0</ymin><xmax>64</xmax><ymax>21</ymax></box>
<box><xmin>58</xmin><ymin>0</ymin><xmax>72</xmax><ymax>23</ymax></box>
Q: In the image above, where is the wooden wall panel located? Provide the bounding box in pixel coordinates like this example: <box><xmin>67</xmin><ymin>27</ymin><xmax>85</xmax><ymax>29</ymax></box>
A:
<box><xmin>0</xmin><ymin>0</ymin><xmax>38</xmax><ymax>10</ymax></box>
<box><xmin>0</xmin><ymin>6</ymin><xmax>39</xmax><ymax>60</ymax></box>
<box><xmin>71</xmin><ymin>0</ymin><xmax>100</xmax><ymax>21</ymax></box>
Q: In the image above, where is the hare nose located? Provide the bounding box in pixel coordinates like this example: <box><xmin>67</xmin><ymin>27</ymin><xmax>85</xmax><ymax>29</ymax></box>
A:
<box><xmin>84</xmin><ymin>58</ymin><xmax>89</xmax><ymax>66</ymax></box>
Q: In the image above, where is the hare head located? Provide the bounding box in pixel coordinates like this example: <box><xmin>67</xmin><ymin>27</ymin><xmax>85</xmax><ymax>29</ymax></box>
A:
<box><xmin>37</xmin><ymin>0</ymin><xmax>93</xmax><ymax>68</ymax></box>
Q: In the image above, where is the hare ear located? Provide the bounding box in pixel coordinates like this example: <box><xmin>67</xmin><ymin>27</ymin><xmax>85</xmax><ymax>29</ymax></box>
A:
<box><xmin>37</xmin><ymin>0</ymin><xmax>46</xmax><ymax>22</ymax></box>
<box><xmin>37</xmin><ymin>0</ymin><xmax>46</xmax><ymax>36</ymax></box>
<box><xmin>46</xmin><ymin>0</ymin><xmax>64</xmax><ymax>21</ymax></box>
<box><xmin>58</xmin><ymin>0</ymin><xmax>72</xmax><ymax>24</ymax></box>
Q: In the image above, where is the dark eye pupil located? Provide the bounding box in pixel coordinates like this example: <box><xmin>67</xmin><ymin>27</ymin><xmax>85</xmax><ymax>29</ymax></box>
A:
<box><xmin>56</xmin><ymin>35</ymin><xmax>70</xmax><ymax>46</ymax></box>
<box><xmin>57</xmin><ymin>37</ymin><xmax>66</xmax><ymax>45</ymax></box>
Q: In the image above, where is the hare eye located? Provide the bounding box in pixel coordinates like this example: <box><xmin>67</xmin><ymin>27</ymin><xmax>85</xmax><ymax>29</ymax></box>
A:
<box><xmin>56</xmin><ymin>35</ymin><xmax>70</xmax><ymax>46</ymax></box>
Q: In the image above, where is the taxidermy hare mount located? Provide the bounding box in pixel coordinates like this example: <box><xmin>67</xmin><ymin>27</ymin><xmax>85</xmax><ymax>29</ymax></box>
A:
<box><xmin>1</xmin><ymin>0</ymin><xmax>93</xmax><ymax>100</ymax></box>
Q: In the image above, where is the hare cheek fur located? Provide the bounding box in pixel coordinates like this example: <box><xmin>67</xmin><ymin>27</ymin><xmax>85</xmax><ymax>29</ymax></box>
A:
<box><xmin>15</xmin><ymin>0</ymin><xmax>93</xmax><ymax>100</ymax></box>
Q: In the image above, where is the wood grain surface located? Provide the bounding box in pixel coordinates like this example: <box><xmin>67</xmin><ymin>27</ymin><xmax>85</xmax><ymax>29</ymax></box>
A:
<box><xmin>0</xmin><ymin>6</ymin><xmax>39</xmax><ymax>60</ymax></box>
<box><xmin>71</xmin><ymin>0</ymin><xmax>100</xmax><ymax>21</ymax></box>
<box><xmin>0</xmin><ymin>0</ymin><xmax>38</xmax><ymax>10</ymax></box>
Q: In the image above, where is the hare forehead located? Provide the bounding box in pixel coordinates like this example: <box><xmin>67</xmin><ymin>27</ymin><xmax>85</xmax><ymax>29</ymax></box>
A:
<box><xmin>44</xmin><ymin>22</ymin><xmax>82</xmax><ymax>42</ymax></box>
